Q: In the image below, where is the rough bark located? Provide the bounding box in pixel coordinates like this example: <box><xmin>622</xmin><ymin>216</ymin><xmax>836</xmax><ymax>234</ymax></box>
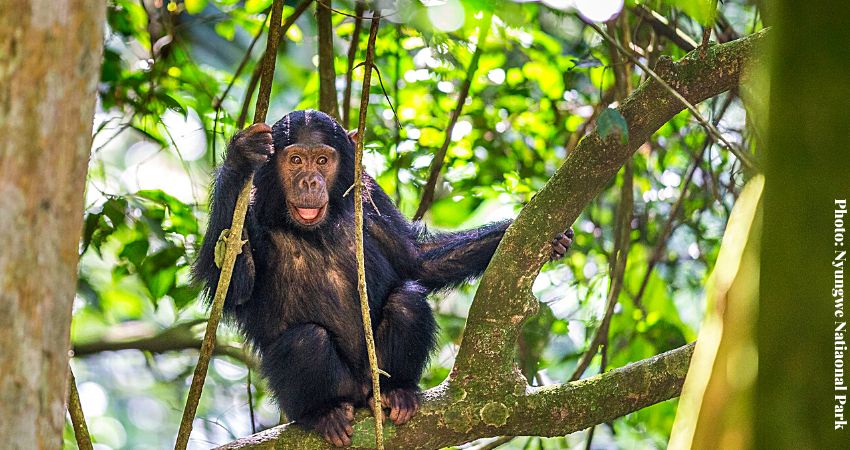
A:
<box><xmin>217</xmin><ymin>344</ymin><xmax>693</xmax><ymax>449</ymax></box>
<box><xmin>215</xmin><ymin>28</ymin><xmax>767</xmax><ymax>450</ymax></box>
<box><xmin>0</xmin><ymin>0</ymin><xmax>105</xmax><ymax>447</ymax></box>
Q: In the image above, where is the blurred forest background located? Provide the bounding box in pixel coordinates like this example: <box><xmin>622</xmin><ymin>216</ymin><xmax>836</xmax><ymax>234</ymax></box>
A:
<box><xmin>66</xmin><ymin>0</ymin><xmax>764</xmax><ymax>448</ymax></box>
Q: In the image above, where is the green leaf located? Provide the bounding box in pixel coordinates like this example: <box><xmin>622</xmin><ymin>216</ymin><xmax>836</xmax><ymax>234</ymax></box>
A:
<box><xmin>80</xmin><ymin>212</ymin><xmax>103</xmax><ymax>254</ymax></box>
<box><xmin>215</xmin><ymin>21</ymin><xmax>236</xmax><ymax>41</ymax></box>
<box><xmin>144</xmin><ymin>245</ymin><xmax>185</xmax><ymax>270</ymax></box>
<box><xmin>145</xmin><ymin>267</ymin><xmax>177</xmax><ymax>299</ymax></box>
<box><xmin>120</xmin><ymin>239</ymin><xmax>150</xmax><ymax>268</ymax></box>
<box><xmin>184</xmin><ymin>0</ymin><xmax>208</xmax><ymax>15</ymax></box>
<box><xmin>671</xmin><ymin>0</ymin><xmax>718</xmax><ymax>26</ymax></box>
<box><xmin>102</xmin><ymin>198</ymin><xmax>128</xmax><ymax>227</ymax></box>
<box><xmin>597</xmin><ymin>107</ymin><xmax>629</xmax><ymax>145</ymax></box>
<box><xmin>245</xmin><ymin>0</ymin><xmax>272</xmax><ymax>14</ymax></box>
<box><xmin>159</xmin><ymin>93</ymin><xmax>187</xmax><ymax>118</ymax></box>
<box><xmin>169</xmin><ymin>285</ymin><xmax>201</xmax><ymax>309</ymax></box>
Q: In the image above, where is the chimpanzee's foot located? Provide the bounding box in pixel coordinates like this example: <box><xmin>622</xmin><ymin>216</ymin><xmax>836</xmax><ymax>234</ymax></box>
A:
<box><xmin>551</xmin><ymin>227</ymin><xmax>574</xmax><ymax>260</ymax></box>
<box><xmin>380</xmin><ymin>388</ymin><xmax>420</xmax><ymax>425</ymax></box>
<box><xmin>312</xmin><ymin>402</ymin><xmax>355</xmax><ymax>447</ymax></box>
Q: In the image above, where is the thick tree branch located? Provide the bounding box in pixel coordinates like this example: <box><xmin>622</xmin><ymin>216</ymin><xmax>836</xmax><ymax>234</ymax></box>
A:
<box><xmin>215</xmin><ymin>344</ymin><xmax>693</xmax><ymax>449</ymax></box>
<box><xmin>453</xmin><ymin>29</ymin><xmax>766</xmax><ymax>379</ymax></box>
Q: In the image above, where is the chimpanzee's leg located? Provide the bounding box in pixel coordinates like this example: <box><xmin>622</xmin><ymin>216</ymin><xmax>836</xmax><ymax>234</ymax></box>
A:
<box><xmin>373</xmin><ymin>281</ymin><xmax>437</xmax><ymax>425</ymax></box>
<box><xmin>261</xmin><ymin>323</ymin><xmax>365</xmax><ymax>447</ymax></box>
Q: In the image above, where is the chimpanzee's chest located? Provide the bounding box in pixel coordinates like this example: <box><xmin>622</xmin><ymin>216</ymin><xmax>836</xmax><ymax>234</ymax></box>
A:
<box><xmin>249</xmin><ymin>226</ymin><xmax>399</xmax><ymax>340</ymax></box>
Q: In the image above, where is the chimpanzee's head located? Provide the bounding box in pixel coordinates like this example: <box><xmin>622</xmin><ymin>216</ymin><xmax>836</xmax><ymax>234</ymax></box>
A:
<box><xmin>253</xmin><ymin>110</ymin><xmax>357</xmax><ymax>230</ymax></box>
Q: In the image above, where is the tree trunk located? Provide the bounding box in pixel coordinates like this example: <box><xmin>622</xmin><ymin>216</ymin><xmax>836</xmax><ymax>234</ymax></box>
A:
<box><xmin>0</xmin><ymin>1</ymin><xmax>105</xmax><ymax>447</ymax></box>
<box><xmin>758</xmin><ymin>1</ymin><xmax>850</xmax><ymax>448</ymax></box>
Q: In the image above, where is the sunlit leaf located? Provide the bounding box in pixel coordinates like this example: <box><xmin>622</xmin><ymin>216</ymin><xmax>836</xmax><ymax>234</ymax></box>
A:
<box><xmin>597</xmin><ymin>107</ymin><xmax>629</xmax><ymax>144</ymax></box>
<box><xmin>184</xmin><ymin>0</ymin><xmax>207</xmax><ymax>15</ymax></box>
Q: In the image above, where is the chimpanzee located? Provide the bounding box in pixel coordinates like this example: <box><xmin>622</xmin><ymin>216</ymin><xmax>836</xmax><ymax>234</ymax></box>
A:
<box><xmin>193</xmin><ymin>109</ymin><xmax>573</xmax><ymax>446</ymax></box>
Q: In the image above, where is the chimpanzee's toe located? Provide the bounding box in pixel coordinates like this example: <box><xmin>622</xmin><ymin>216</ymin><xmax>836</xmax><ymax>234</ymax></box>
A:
<box><xmin>314</xmin><ymin>402</ymin><xmax>355</xmax><ymax>447</ymax></box>
<box><xmin>380</xmin><ymin>388</ymin><xmax>420</xmax><ymax>425</ymax></box>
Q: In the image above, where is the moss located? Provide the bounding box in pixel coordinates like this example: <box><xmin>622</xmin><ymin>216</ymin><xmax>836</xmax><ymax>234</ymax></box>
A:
<box><xmin>443</xmin><ymin>405</ymin><xmax>474</xmax><ymax>433</ymax></box>
<box><xmin>350</xmin><ymin>417</ymin><xmax>396</xmax><ymax>448</ymax></box>
<box><xmin>480</xmin><ymin>402</ymin><xmax>510</xmax><ymax>427</ymax></box>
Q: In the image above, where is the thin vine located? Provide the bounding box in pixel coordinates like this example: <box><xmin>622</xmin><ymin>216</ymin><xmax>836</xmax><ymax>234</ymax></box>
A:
<box><xmin>173</xmin><ymin>1</ymin><xmax>285</xmax><ymax>449</ymax></box>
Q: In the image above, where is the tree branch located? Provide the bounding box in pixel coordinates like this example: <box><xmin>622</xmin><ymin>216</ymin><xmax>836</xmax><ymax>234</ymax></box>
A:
<box><xmin>68</xmin><ymin>367</ymin><xmax>94</xmax><ymax>450</ymax></box>
<box><xmin>317</xmin><ymin>0</ymin><xmax>340</xmax><ymax>120</ymax></box>
<box><xmin>71</xmin><ymin>320</ymin><xmax>258</xmax><ymax>369</ymax></box>
<box><xmin>342</xmin><ymin>2</ymin><xmax>365</xmax><ymax>129</ymax></box>
<box><xmin>453</xmin><ymin>29</ymin><xmax>766</xmax><ymax>379</ymax></box>
<box><xmin>215</xmin><ymin>343</ymin><xmax>693</xmax><ymax>449</ymax></box>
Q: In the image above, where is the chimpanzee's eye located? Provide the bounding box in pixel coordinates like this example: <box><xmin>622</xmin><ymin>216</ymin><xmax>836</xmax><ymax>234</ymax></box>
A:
<box><xmin>317</xmin><ymin>156</ymin><xmax>328</xmax><ymax>165</ymax></box>
<box><xmin>290</xmin><ymin>155</ymin><xmax>302</xmax><ymax>164</ymax></box>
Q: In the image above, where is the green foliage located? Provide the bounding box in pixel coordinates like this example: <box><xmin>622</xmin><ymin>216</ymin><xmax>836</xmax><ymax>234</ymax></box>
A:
<box><xmin>597</xmin><ymin>107</ymin><xmax>629</xmax><ymax>144</ymax></box>
<box><xmin>70</xmin><ymin>0</ymin><xmax>763</xmax><ymax>447</ymax></box>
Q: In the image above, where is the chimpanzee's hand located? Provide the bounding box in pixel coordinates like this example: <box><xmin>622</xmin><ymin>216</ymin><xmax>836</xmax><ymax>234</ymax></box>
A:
<box><xmin>225</xmin><ymin>123</ymin><xmax>274</xmax><ymax>173</ymax></box>
<box><xmin>551</xmin><ymin>227</ymin><xmax>574</xmax><ymax>260</ymax></box>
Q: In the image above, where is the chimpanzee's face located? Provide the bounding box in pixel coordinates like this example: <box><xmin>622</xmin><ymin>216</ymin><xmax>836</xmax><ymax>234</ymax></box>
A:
<box><xmin>277</xmin><ymin>130</ymin><xmax>339</xmax><ymax>228</ymax></box>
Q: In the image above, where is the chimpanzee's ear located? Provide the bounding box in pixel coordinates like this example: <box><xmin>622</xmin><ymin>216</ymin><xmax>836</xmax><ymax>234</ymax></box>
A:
<box><xmin>347</xmin><ymin>129</ymin><xmax>360</xmax><ymax>147</ymax></box>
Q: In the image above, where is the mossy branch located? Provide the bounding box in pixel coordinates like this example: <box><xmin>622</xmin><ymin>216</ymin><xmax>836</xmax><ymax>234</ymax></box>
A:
<box><xmin>214</xmin><ymin>344</ymin><xmax>694</xmax><ymax>449</ymax></box>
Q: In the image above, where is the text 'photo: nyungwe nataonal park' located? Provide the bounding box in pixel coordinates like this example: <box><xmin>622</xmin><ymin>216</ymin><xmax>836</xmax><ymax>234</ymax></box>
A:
<box><xmin>0</xmin><ymin>0</ymin><xmax>847</xmax><ymax>449</ymax></box>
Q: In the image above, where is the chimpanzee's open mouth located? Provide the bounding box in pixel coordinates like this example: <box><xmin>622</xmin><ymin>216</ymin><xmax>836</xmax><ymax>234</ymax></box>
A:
<box><xmin>290</xmin><ymin>203</ymin><xmax>327</xmax><ymax>225</ymax></box>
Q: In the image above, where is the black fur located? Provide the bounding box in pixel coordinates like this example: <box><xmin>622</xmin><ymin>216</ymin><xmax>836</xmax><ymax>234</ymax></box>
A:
<box><xmin>193</xmin><ymin>110</ymin><xmax>537</xmax><ymax>431</ymax></box>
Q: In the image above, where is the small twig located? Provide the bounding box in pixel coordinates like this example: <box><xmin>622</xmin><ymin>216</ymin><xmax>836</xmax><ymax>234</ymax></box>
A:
<box><xmin>246</xmin><ymin>348</ymin><xmax>257</xmax><ymax>433</ymax></box>
<box><xmin>700</xmin><ymin>26</ymin><xmax>711</xmax><ymax>59</ymax></box>
<box><xmin>215</xmin><ymin>10</ymin><xmax>268</xmax><ymax>109</ymax></box>
<box><xmin>316</xmin><ymin>0</ymin><xmax>395</xmax><ymax>20</ymax></box>
<box><xmin>342</xmin><ymin>2</ymin><xmax>366</xmax><ymax>128</ymax></box>
<box><xmin>632</xmin><ymin>95</ymin><xmax>734</xmax><ymax>310</ymax></box>
<box><xmin>369</xmin><ymin>62</ymin><xmax>402</xmax><ymax>131</ymax></box>
<box><xmin>174</xmin><ymin>1</ymin><xmax>286</xmax><ymax>449</ymax></box>
<box><xmin>579</xmin><ymin>19</ymin><xmax>759</xmax><ymax>171</ymax></box>
<box><xmin>354</xmin><ymin>11</ymin><xmax>385</xmax><ymax>449</ymax></box>
<box><xmin>475</xmin><ymin>436</ymin><xmax>515</xmax><ymax>450</ymax></box>
<box><xmin>570</xmin><ymin>161</ymin><xmax>632</xmax><ymax>381</ymax></box>
<box><xmin>413</xmin><ymin>12</ymin><xmax>493</xmax><ymax>221</ymax></box>
<box><xmin>72</xmin><ymin>320</ymin><xmax>258</xmax><ymax>369</ymax></box>
<box><xmin>236</xmin><ymin>66</ymin><xmax>262</xmax><ymax>129</ymax></box>
<box><xmin>631</xmin><ymin>5</ymin><xmax>698</xmax><ymax>51</ymax></box>
<box><xmin>68</xmin><ymin>367</ymin><xmax>94</xmax><ymax>450</ymax></box>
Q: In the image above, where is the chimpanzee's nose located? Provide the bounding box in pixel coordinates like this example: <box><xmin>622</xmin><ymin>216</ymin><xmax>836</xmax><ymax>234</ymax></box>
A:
<box><xmin>299</xmin><ymin>174</ymin><xmax>324</xmax><ymax>192</ymax></box>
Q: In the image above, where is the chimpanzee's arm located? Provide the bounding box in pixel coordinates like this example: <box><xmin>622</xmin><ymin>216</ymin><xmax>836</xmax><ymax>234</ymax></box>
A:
<box><xmin>415</xmin><ymin>220</ymin><xmax>511</xmax><ymax>291</ymax></box>
<box><xmin>192</xmin><ymin>124</ymin><xmax>273</xmax><ymax>308</ymax></box>
<box><xmin>415</xmin><ymin>221</ymin><xmax>574</xmax><ymax>292</ymax></box>
<box><xmin>362</xmin><ymin>175</ymin><xmax>419</xmax><ymax>276</ymax></box>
